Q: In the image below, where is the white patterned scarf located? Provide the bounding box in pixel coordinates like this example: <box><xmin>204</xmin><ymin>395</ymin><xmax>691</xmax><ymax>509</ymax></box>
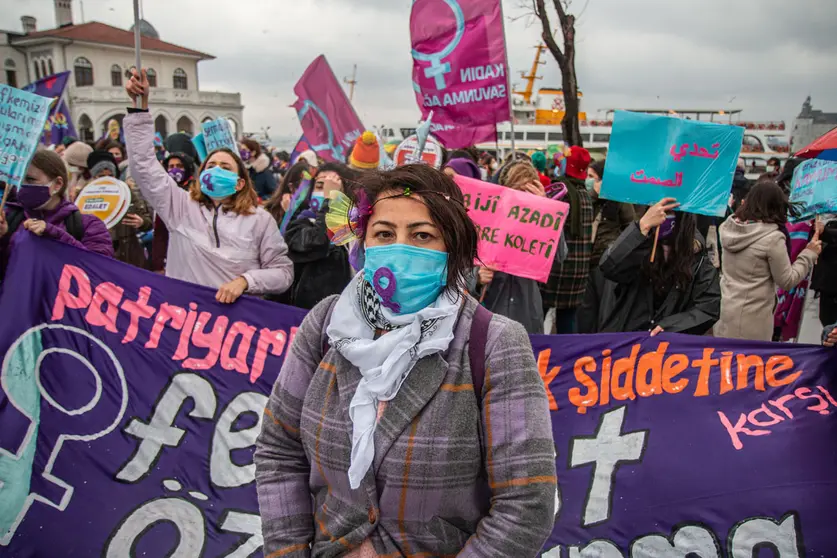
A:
<box><xmin>326</xmin><ymin>272</ymin><xmax>461</xmax><ymax>489</ymax></box>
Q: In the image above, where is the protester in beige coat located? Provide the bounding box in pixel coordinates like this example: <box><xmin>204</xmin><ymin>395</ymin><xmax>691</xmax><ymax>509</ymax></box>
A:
<box><xmin>715</xmin><ymin>181</ymin><xmax>821</xmax><ymax>341</ymax></box>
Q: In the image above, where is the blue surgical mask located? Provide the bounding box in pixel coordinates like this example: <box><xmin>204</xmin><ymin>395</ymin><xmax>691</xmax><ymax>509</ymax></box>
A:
<box><xmin>363</xmin><ymin>244</ymin><xmax>448</xmax><ymax>315</ymax></box>
<box><xmin>200</xmin><ymin>166</ymin><xmax>240</xmax><ymax>199</ymax></box>
<box><xmin>585</xmin><ymin>177</ymin><xmax>596</xmax><ymax>191</ymax></box>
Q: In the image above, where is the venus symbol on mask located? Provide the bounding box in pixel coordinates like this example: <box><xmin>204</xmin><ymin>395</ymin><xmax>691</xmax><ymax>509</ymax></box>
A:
<box><xmin>373</xmin><ymin>268</ymin><xmax>400</xmax><ymax>313</ymax></box>
<box><xmin>201</xmin><ymin>173</ymin><xmax>214</xmax><ymax>191</ymax></box>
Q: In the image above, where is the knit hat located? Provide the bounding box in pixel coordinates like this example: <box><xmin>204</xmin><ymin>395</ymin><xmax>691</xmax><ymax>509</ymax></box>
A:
<box><xmin>444</xmin><ymin>157</ymin><xmax>481</xmax><ymax>180</ymax></box>
<box><xmin>564</xmin><ymin>146</ymin><xmax>592</xmax><ymax>179</ymax></box>
<box><xmin>298</xmin><ymin>150</ymin><xmax>318</xmax><ymax>168</ymax></box>
<box><xmin>63</xmin><ymin>141</ymin><xmax>93</xmax><ymax>169</ymax></box>
<box><xmin>87</xmin><ymin>150</ymin><xmax>118</xmax><ymax>178</ymax></box>
<box><xmin>349</xmin><ymin>131</ymin><xmax>380</xmax><ymax>170</ymax></box>
<box><xmin>165</xmin><ymin>132</ymin><xmax>199</xmax><ymax>162</ymax></box>
<box><xmin>530</xmin><ymin>151</ymin><xmax>547</xmax><ymax>173</ymax></box>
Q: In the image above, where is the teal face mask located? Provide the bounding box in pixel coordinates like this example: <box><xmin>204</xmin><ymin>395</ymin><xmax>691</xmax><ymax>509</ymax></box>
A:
<box><xmin>309</xmin><ymin>192</ymin><xmax>326</xmax><ymax>212</ymax></box>
<box><xmin>200</xmin><ymin>166</ymin><xmax>240</xmax><ymax>199</ymax></box>
<box><xmin>585</xmin><ymin>177</ymin><xmax>596</xmax><ymax>191</ymax></box>
<box><xmin>363</xmin><ymin>244</ymin><xmax>448</xmax><ymax>315</ymax></box>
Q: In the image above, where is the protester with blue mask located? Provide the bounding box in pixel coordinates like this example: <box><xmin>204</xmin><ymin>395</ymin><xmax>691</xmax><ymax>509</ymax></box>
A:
<box><xmin>124</xmin><ymin>69</ymin><xmax>293</xmax><ymax>303</ymax></box>
<box><xmin>256</xmin><ymin>164</ymin><xmax>557</xmax><ymax>558</ymax></box>
<box><xmin>274</xmin><ymin>162</ymin><xmax>360</xmax><ymax>309</ymax></box>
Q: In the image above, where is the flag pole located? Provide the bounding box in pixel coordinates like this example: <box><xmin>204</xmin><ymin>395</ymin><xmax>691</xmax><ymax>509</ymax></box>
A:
<box><xmin>498</xmin><ymin>0</ymin><xmax>516</xmax><ymax>157</ymax></box>
<box><xmin>132</xmin><ymin>0</ymin><xmax>142</xmax><ymax>109</ymax></box>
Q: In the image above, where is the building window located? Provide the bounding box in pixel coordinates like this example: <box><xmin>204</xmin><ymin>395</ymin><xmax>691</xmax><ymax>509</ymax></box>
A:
<box><xmin>592</xmin><ymin>133</ymin><xmax>611</xmax><ymax>143</ymax></box>
<box><xmin>176</xmin><ymin>115</ymin><xmax>194</xmax><ymax>135</ymax></box>
<box><xmin>47</xmin><ymin>59</ymin><xmax>54</xmax><ymax>75</ymax></box>
<box><xmin>547</xmin><ymin>132</ymin><xmax>563</xmax><ymax>142</ymax></box>
<box><xmin>146</xmin><ymin>68</ymin><xmax>157</xmax><ymax>87</ymax></box>
<box><xmin>5</xmin><ymin>59</ymin><xmax>16</xmax><ymax>88</ymax></box>
<box><xmin>111</xmin><ymin>65</ymin><xmax>122</xmax><ymax>87</ymax></box>
<box><xmin>78</xmin><ymin>114</ymin><xmax>94</xmax><ymax>143</ymax></box>
<box><xmin>173</xmin><ymin>68</ymin><xmax>187</xmax><ymax>90</ymax></box>
<box><xmin>40</xmin><ymin>60</ymin><xmax>48</xmax><ymax>78</ymax></box>
<box><xmin>514</xmin><ymin>131</ymin><xmax>524</xmax><ymax>140</ymax></box>
<box><xmin>527</xmin><ymin>131</ymin><xmax>546</xmax><ymax>141</ymax></box>
<box><xmin>74</xmin><ymin>57</ymin><xmax>94</xmax><ymax>87</ymax></box>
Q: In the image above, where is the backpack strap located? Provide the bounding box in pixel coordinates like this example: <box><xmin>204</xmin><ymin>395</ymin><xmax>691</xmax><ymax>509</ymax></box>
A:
<box><xmin>469</xmin><ymin>303</ymin><xmax>493</xmax><ymax>407</ymax></box>
<box><xmin>64</xmin><ymin>210</ymin><xmax>85</xmax><ymax>242</ymax></box>
<box><xmin>6</xmin><ymin>207</ymin><xmax>25</xmax><ymax>237</ymax></box>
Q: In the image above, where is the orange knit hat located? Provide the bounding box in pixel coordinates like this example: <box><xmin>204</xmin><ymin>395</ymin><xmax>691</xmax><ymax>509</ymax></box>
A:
<box><xmin>349</xmin><ymin>131</ymin><xmax>380</xmax><ymax>169</ymax></box>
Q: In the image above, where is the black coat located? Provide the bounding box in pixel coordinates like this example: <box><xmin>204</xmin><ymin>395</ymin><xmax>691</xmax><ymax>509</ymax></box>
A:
<box><xmin>812</xmin><ymin>220</ymin><xmax>837</xmax><ymax>295</ymax></box>
<box><xmin>280</xmin><ymin>202</ymin><xmax>354</xmax><ymax>310</ymax></box>
<box><xmin>578</xmin><ymin>222</ymin><xmax>721</xmax><ymax>335</ymax></box>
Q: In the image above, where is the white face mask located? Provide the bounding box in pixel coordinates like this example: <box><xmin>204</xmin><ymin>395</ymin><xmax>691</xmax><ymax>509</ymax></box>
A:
<box><xmin>766</xmin><ymin>165</ymin><xmax>777</xmax><ymax>172</ymax></box>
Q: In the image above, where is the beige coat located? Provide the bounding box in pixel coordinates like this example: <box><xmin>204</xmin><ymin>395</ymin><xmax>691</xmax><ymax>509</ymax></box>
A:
<box><xmin>715</xmin><ymin>219</ymin><xmax>817</xmax><ymax>341</ymax></box>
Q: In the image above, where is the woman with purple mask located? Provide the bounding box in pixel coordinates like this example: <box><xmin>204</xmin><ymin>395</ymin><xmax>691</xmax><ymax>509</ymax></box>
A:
<box><xmin>240</xmin><ymin>138</ymin><xmax>277</xmax><ymax>201</ymax></box>
<box><xmin>579</xmin><ymin>197</ymin><xmax>721</xmax><ymax>335</ymax></box>
<box><xmin>0</xmin><ymin>150</ymin><xmax>113</xmax><ymax>280</ymax></box>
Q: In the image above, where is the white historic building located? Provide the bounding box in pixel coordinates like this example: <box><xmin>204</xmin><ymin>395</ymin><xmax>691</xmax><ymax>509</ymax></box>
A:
<box><xmin>791</xmin><ymin>96</ymin><xmax>837</xmax><ymax>153</ymax></box>
<box><xmin>0</xmin><ymin>0</ymin><xmax>243</xmax><ymax>143</ymax></box>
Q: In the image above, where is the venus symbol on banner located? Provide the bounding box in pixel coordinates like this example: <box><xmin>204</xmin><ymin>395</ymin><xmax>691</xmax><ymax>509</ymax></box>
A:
<box><xmin>297</xmin><ymin>99</ymin><xmax>344</xmax><ymax>161</ymax></box>
<box><xmin>410</xmin><ymin>0</ymin><xmax>465</xmax><ymax>90</ymax></box>
<box><xmin>0</xmin><ymin>324</ymin><xmax>128</xmax><ymax>545</ymax></box>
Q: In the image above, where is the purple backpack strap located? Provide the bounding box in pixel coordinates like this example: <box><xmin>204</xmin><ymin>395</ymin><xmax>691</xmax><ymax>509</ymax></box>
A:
<box><xmin>469</xmin><ymin>304</ymin><xmax>493</xmax><ymax>407</ymax></box>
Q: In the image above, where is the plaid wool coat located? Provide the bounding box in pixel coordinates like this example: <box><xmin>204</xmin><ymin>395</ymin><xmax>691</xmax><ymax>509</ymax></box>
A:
<box><xmin>255</xmin><ymin>295</ymin><xmax>557</xmax><ymax>558</ymax></box>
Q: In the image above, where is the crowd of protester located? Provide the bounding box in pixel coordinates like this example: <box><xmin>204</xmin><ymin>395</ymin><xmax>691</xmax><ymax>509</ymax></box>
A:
<box><xmin>0</xmin><ymin>66</ymin><xmax>834</xmax><ymax>558</ymax></box>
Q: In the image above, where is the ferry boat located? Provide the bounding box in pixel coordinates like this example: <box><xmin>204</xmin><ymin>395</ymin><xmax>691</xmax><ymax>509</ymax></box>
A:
<box><xmin>378</xmin><ymin>46</ymin><xmax>790</xmax><ymax>180</ymax></box>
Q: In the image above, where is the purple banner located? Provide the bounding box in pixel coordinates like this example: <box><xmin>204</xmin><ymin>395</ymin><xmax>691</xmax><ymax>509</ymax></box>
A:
<box><xmin>535</xmin><ymin>332</ymin><xmax>837</xmax><ymax>556</ymax></box>
<box><xmin>410</xmin><ymin>0</ymin><xmax>511</xmax><ymax>148</ymax></box>
<box><xmin>1</xmin><ymin>234</ymin><xmax>836</xmax><ymax>556</ymax></box>
<box><xmin>0</xmin><ymin>234</ymin><xmax>306</xmax><ymax>557</ymax></box>
<box><xmin>22</xmin><ymin>72</ymin><xmax>75</xmax><ymax>146</ymax></box>
<box><xmin>293</xmin><ymin>56</ymin><xmax>364</xmax><ymax>163</ymax></box>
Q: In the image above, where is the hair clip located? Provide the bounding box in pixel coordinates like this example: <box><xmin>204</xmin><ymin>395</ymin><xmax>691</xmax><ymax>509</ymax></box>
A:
<box><xmin>403</xmin><ymin>187</ymin><xmax>412</xmax><ymax>197</ymax></box>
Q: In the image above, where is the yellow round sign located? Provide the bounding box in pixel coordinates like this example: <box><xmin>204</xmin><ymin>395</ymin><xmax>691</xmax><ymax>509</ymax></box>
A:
<box><xmin>76</xmin><ymin>177</ymin><xmax>131</xmax><ymax>229</ymax></box>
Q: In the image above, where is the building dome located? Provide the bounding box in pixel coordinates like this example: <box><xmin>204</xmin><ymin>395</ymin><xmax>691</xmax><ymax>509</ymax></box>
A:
<box><xmin>129</xmin><ymin>19</ymin><xmax>159</xmax><ymax>40</ymax></box>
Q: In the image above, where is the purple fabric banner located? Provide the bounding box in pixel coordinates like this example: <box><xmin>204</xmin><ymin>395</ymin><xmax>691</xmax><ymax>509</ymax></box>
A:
<box><xmin>410</xmin><ymin>0</ymin><xmax>511</xmax><ymax>148</ymax></box>
<box><xmin>293</xmin><ymin>56</ymin><xmax>364</xmax><ymax>163</ymax></box>
<box><xmin>1</xmin><ymin>234</ymin><xmax>836</xmax><ymax>556</ymax></box>
<box><xmin>22</xmin><ymin>72</ymin><xmax>75</xmax><ymax>145</ymax></box>
<box><xmin>534</xmin><ymin>332</ymin><xmax>837</xmax><ymax>556</ymax></box>
<box><xmin>0</xmin><ymin>234</ymin><xmax>306</xmax><ymax>557</ymax></box>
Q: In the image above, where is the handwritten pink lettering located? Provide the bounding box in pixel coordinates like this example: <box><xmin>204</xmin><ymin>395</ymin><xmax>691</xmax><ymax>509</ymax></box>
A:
<box><xmin>51</xmin><ymin>264</ymin><xmax>92</xmax><ymax>320</ymax></box>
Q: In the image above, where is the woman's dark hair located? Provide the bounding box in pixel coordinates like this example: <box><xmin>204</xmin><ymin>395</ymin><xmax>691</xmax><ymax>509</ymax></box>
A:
<box><xmin>447</xmin><ymin>148</ymin><xmax>479</xmax><ymax>165</ymax></box>
<box><xmin>360</xmin><ymin>164</ymin><xmax>478</xmax><ymax>290</ymax></box>
<box><xmin>767</xmin><ymin>157</ymin><xmax>781</xmax><ymax>168</ymax></box>
<box><xmin>264</xmin><ymin>160</ymin><xmax>311</xmax><ymax>223</ymax></box>
<box><xmin>776</xmin><ymin>157</ymin><xmax>802</xmax><ymax>192</ymax></box>
<box><xmin>735</xmin><ymin>180</ymin><xmax>793</xmax><ymax>226</ymax></box>
<box><xmin>589</xmin><ymin>159</ymin><xmax>606</xmax><ymax>181</ymax></box>
<box><xmin>240</xmin><ymin>138</ymin><xmax>262</xmax><ymax>158</ymax></box>
<box><xmin>642</xmin><ymin>211</ymin><xmax>698</xmax><ymax>293</ymax></box>
<box><xmin>104</xmin><ymin>141</ymin><xmax>126</xmax><ymax>161</ymax></box>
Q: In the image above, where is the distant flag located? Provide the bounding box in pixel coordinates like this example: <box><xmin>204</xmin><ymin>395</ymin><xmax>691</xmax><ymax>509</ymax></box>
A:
<box><xmin>22</xmin><ymin>71</ymin><xmax>76</xmax><ymax>146</ymax></box>
<box><xmin>292</xmin><ymin>56</ymin><xmax>364</xmax><ymax>163</ymax></box>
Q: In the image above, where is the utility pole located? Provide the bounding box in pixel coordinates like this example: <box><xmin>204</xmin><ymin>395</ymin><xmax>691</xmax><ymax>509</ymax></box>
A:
<box><xmin>344</xmin><ymin>64</ymin><xmax>357</xmax><ymax>102</ymax></box>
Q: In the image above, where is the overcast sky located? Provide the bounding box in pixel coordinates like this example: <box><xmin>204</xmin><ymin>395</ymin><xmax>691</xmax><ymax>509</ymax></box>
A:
<box><xmin>4</xmin><ymin>0</ymin><xmax>836</xmax><ymax>148</ymax></box>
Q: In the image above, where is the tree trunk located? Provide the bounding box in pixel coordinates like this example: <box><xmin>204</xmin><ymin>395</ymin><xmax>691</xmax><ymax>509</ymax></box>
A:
<box><xmin>534</xmin><ymin>0</ymin><xmax>584</xmax><ymax>147</ymax></box>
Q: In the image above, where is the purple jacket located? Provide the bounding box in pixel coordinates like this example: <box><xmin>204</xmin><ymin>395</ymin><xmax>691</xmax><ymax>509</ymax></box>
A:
<box><xmin>1</xmin><ymin>200</ymin><xmax>113</xmax><ymax>277</ymax></box>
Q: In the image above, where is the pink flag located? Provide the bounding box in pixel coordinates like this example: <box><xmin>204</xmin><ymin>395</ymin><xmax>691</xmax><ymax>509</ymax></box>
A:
<box><xmin>293</xmin><ymin>55</ymin><xmax>364</xmax><ymax>163</ymax></box>
<box><xmin>410</xmin><ymin>0</ymin><xmax>511</xmax><ymax>149</ymax></box>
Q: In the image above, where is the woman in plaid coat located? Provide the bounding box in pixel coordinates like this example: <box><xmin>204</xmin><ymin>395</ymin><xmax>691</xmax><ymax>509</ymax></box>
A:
<box><xmin>255</xmin><ymin>165</ymin><xmax>557</xmax><ymax>557</ymax></box>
